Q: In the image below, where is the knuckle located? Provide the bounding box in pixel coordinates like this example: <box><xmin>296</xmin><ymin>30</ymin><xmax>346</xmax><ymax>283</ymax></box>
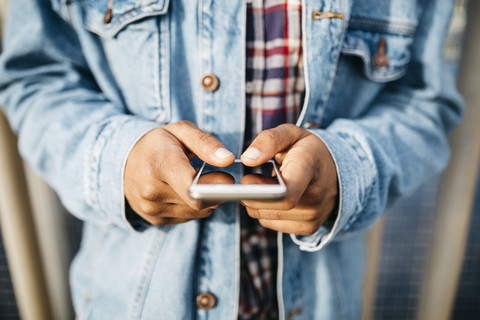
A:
<box><xmin>259</xmin><ymin>129</ymin><xmax>279</xmax><ymax>146</ymax></box>
<box><xmin>139</xmin><ymin>202</ymin><xmax>160</xmax><ymax>217</ymax></box>
<box><xmin>278</xmin><ymin>123</ymin><xmax>295</xmax><ymax>131</ymax></box>
<box><xmin>176</xmin><ymin>120</ymin><xmax>194</xmax><ymax>128</ymax></box>
<box><xmin>282</xmin><ymin>198</ymin><xmax>296</xmax><ymax>210</ymax></box>
<box><xmin>305</xmin><ymin>209</ymin><xmax>320</xmax><ymax>222</ymax></box>
<box><xmin>246</xmin><ymin>208</ymin><xmax>259</xmax><ymax>219</ymax></box>
<box><xmin>258</xmin><ymin>219</ymin><xmax>270</xmax><ymax>229</ymax></box>
<box><xmin>197</xmin><ymin>131</ymin><xmax>216</xmax><ymax>147</ymax></box>
<box><xmin>302</xmin><ymin>223</ymin><xmax>320</xmax><ymax>236</ymax></box>
<box><xmin>271</xmin><ymin>210</ymin><xmax>282</xmax><ymax>220</ymax></box>
<box><xmin>186</xmin><ymin>199</ymin><xmax>203</xmax><ymax>211</ymax></box>
<box><xmin>149</xmin><ymin>218</ymin><xmax>166</xmax><ymax>226</ymax></box>
<box><xmin>197</xmin><ymin>208</ymin><xmax>214</xmax><ymax>219</ymax></box>
<box><xmin>140</xmin><ymin>184</ymin><xmax>160</xmax><ymax>201</ymax></box>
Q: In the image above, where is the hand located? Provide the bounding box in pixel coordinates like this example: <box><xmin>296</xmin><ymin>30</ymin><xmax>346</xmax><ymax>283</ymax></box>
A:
<box><xmin>124</xmin><ymin>120</ymin><xmax>235</xmax><ymax>226</ymax></box>
<box><xmin>240</xmin><ymin>124</ymin><xmax>338</xmax><ymax>236</ymax></box>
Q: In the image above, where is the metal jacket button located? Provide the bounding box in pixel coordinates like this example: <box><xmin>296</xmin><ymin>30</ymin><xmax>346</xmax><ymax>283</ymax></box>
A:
<box><xmin>103</xmin><ymin>8</ymin><xmax>113</xmax><ymax>24</ymax></box>
<box><xmin>201</xmin><ymin>74</ymin><xmax>220</xmax><ymax>92</ymax></box>
<box><xmin>373</xmin><ymin>38</ymin><xmax>389</xmax><ymax>68</ymax></box>
<box><xmin>196</xmin><ymin>292</ymin><xmax>216</xmax><ymax>310</ymax></box>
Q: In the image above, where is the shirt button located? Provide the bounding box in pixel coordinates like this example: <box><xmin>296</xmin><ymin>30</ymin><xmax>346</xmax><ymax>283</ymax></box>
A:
<box><xmin>196</xmin><ymin>292</ymin><xmax>217</xmax><ymax>310</ymax></box>
<box><xmin>201</xmin><ymin>74</ymin><xmax>220</xmax><ymax>92</ymax></box>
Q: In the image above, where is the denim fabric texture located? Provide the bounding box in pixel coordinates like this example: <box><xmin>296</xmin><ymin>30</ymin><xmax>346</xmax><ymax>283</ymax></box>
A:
<box><xmin>0</xmin><ymin>0</ymin><xmax>464</xmax><ymax>319</ymax></box>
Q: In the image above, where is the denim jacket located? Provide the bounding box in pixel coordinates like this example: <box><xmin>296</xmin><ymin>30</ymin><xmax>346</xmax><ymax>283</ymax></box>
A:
<box><xmin>0</xmin><ymin>0</ymin><xmax>463</xmax><ymax>319</ymax></box>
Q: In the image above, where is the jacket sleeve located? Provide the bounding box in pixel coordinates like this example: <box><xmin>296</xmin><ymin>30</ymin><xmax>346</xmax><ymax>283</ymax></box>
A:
<box><xmin>0</xmin><ymin>0</ymin><xmax>159</xmax><ymax>230</ymax></box>
<box><xmin>291</xmin><ymin>0</ymin><xmax>465</xmax><ymax>251</ymax></box>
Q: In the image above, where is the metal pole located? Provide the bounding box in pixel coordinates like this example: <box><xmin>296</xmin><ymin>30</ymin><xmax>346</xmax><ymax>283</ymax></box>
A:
<box><xmin>24</xmin><ymin>166</ymin><xmax>75</xmax><ymax>320</ymax></box>
<box><xmin>416</xmin><ymin>1</ymin><xmax>480</xmax><ymax>319</ymax></box>
<box><xmin>0</xmin><ymin>113</ymin><xmax>53</xmax><ymax>320</ymax></box>
<box><xmin>361</xmin><ymin>218</ymin><xmax>385</xmax><ymax>320</ymax></box>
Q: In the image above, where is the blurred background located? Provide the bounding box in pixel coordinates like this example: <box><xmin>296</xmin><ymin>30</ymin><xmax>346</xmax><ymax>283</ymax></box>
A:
<box><xmin>0</xmin><ymin>0</ymin><xmax>478</xmax><ymax>319</ymax></box>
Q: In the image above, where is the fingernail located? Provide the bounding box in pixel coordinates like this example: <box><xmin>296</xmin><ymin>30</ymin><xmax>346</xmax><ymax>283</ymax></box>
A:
<box><xmin>215</xmin><ymin>148</ymin><xmax>233</xmax><ymax>160</ymax></box>
<box><xmin>242</xmin><ymin>147</ymin><xmax>261</xmax><ymax>160</ymax></box>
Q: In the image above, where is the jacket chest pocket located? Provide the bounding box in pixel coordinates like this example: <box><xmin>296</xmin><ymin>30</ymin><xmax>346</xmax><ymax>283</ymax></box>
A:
<box><xmin>341</xmin><ymin>15</ymin><xmax>417</xmax><ymax>82</ymax></box>
<box><xmin>319</xmin><ymin>2</ymin><xmax>418</xmax><ymax>125</ymax></box>
<box><xmin>81</xmin><ymin>0</ymin><xmax>171</xmax><ymax>123</ymax></box>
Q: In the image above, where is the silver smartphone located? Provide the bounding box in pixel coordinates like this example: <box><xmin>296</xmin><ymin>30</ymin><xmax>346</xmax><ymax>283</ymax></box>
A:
<box><xmin>189</xmin><ymin>159</ymin><xmax>287</xmax><ymax>201</ymax></box>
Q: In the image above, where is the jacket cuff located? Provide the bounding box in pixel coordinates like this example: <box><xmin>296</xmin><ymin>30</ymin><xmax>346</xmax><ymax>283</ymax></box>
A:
<box><xmin>85</xmin><ymin>115</ymin><xmax>159</xmax><ymax>231</ymax></box>
<box><xmin>290</xmin><ymin>125</ymin><xmax>377</xmax><ymax>251</ymax></box>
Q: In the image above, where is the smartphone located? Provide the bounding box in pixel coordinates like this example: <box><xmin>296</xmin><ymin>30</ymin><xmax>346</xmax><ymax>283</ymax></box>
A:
<box><xmin>189</xmin><ymin>159</ymin><xmax>287</xmax><ymax>201</ymax></box>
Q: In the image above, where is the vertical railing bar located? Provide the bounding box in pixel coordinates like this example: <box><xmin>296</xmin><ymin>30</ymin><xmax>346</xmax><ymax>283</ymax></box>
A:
<box><xmin>24</xmin><ymin>165</ymin><xmax>75</xmax><ymax>320</ymax></box>
<box><xmin>361</xmin><ymin>217</ymin><xmax>386</xmax><ymax>320</ymax></box>
<box><xmin>0</xmin><ymin>111</ymin><xmax>53</xmax><ymax>320</ymax></box>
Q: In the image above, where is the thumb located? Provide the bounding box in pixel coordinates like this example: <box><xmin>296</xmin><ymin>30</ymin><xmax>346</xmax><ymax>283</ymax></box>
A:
<box><xmin>241</xmin><ymin>124</ymin><xmax>307</xmax><ymax>166</ymax></box>
<box><xmin>163</xmin><ymin>121</ymin><xmax>235</xmax><ymax>167</ymax></box>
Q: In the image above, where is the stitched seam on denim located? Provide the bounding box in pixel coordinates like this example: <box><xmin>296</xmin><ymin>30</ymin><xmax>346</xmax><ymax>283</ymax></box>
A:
<box><xmin>349</xmin><ymin>16</ymin><xmax>417</xmax><ymax>28</ymax></box>
<box><xmin>197</xmin><ymin>0</ymin><xmax>204</xmax><ymax>130</ymax></box>
<box><xmin>327</xmin><ymin>248</ymin><xmax>347</xmax><ymax>320</ymax></box>
<box><xmin>291</xmin><ymin>261</ymin><xmax>305</xmax><ymax>320</ymax></box>
<box><xmin>232</xmin><ymin>205</ymin><xmax>241</xmax><ymax>320</ymax></box>
<box><xmin>151</xmin><ymin>17</ymin><xmax>161</xmax><ymax>120</ymax></box>
<box><xmin>107</xmin><ymin>1</ymin><xmax>168</xmax><ymax>26</ymax></box>
<box><xmin>155</xmin><ymin>13</ymin><xmax>170</xmax><ymax>123</ymax></box>
<box><xmin>78</xmin><ymin>225</ymin><xmax>112</xmax><ymax>319</ymax></box>
<box><xmin>238</xmin><ymin>0</ymin><xmax>247</xmax><ymax>157</ymax></box>
<box><xmin>320</xmin><ymin>22</ymin><xmax>348</xmax><ymax>128</ymax></box>
<box><xmin>295</xmin><ymin>0</ymin><xmax>309</xmax><ymax>127</ymax></box>
<box><xmin>86</xmin><ymin>120</ymin><xmax>117</xmax><ymax>215</ymax></box>
<box><xmin>341</xmin><ymin>47</ymin><xmax>408</xmax><ymax>82</ymax></box>
<box><xmin>348</xmin><ymin>16</ymin><xmax>416</xmax><ymax>35</ymax></box>
<box><xmin>276</xmin><ymin>232</ymin><xmax>285</xmax><ymax>320</ymax></box>
<box><xmin>339</xmin><ymin>134</ymin><xmax>377</xmax><ymax>231</ymax></box>
<box><xmin>85</xmin><ymin>6</ymin><xmax>169</xmax><ymax>38</ymax></box>
<box><xmin>319</xmin><ymin>3</ymin><xmax>348</xmax><ymax>127</ymax></box>
<box><xmin>130</xmin><ymin>228</ymin><xmax>169</xmax><ymax>320</ymax></box>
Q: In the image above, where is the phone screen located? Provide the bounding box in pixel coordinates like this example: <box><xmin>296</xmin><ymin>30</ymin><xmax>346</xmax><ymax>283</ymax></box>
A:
<box><xmin>189</xmin><ymin>159</ymin><xmax>287</xmax><ymax>201</ymax></box>
<box><xmin>197</xmin><ymin>161</ymin><xmax>280</xmax><ymax>185</ymax></box>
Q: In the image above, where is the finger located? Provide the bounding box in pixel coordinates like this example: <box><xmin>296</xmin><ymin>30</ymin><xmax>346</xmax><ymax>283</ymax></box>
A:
<box><xmin>198</xmin><ymin>171</ymin><xmax>235</xmax><ymax>184</ymax></box>
<box><xmin>258</xmin><ymin>219</ymin><xmax>323</xmax><ymax>236</ymax></box>
<box><xmin>146</xmin><ymin>217</ymin><xmax>194</xmax><ymax>226</ymax></box>
<box><xmin>152</xmin><ymin>147</ymin><xmax>202</xmax><ymax>208</ymax></box>
<box><xmin>240</xmin><ymin>152</ymin><xmax>313</xmax><ymax>209</ymax></box>
<box><xmin>240</xmin><ymin>124</ymin><xmax>307</xmax><ymax>166</ymax></box>
<box><xmin>240</xmin><ymin>173</ymin><xmax>278</xmax><ymax>185</ymax></box>
<box><xmin>137</xmin><ymin>201</ymin><xmax>216</xmax><ymax>220</ymax></box>
<box><xmin>241</xmin><ymin>198</ymin><xmax>296</xmax><ymax>210</ymax></box>
<box><xmin>133</xmin><ymin>180</ymin><xmax>185</xmax><ymax>204</ymax></box>
<box><xmin>245</xmin><ymin>206</ymin><xmax>320</xmax><ymax>222</ymax></box>
<box><xmin>164</xmin><ymin>120</ymin><xmax>235</xmax><ymax>167</ymax></box>
<box><xmin>279</xmin><ymin>153</ymin><xmax>314</xmax><ymax>205</ymax></box>
<box><xmin>159</xmin><ymin>204</ymin><xmax>215</xmax><ymax>219</ymax></box>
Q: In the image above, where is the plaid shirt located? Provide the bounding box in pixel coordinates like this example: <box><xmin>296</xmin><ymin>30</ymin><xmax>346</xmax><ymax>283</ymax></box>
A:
<box><xmin>239</xmin><ymin>0</ymin><xmax>304</xmax><ymax>319</ymax></box>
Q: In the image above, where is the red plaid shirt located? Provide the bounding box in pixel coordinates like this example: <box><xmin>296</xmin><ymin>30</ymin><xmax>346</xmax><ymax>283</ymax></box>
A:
<box><xmin>239</xmin><ymin>1</ymin><xmax>304</xmax><ymax>319</ymax></box>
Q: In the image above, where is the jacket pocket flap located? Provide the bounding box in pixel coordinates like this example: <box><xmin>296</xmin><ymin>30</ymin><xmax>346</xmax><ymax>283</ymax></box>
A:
<box><xmin>341</xmin><ymin>26</ymin><xmax>415</xmax><ymax>82</ymax></box>
<box><xmin>82</xmin><ymin>0</ymin><xmax>170</xmax><ymax>38</ymax></box>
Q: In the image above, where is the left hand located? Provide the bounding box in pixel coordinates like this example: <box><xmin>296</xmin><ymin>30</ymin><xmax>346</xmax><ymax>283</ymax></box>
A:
<box><xmin>240</xmin><ymin>124</ymin><xmax>339</xmax><ymax>236</ymax></box>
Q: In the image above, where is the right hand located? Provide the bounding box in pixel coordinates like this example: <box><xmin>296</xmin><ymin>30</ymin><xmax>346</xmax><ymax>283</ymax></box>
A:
<box><xmin>124</xmin><ymin>120</ymin><xmax>235</xmax><ymax>226</ymax></box>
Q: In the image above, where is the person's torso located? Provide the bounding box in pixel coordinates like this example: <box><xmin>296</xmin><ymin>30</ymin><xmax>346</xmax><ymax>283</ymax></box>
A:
<box><xmin>57</xmin><ymin>0</ymin><xmax>424</xmax><ymax>318</ymax></box>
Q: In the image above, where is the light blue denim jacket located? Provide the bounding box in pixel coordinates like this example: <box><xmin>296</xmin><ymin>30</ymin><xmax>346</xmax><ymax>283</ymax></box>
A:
<box><xmin>0</xmin><ymin>0</ymin><xmax>463</xmax><ymax>319</ymax></box>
